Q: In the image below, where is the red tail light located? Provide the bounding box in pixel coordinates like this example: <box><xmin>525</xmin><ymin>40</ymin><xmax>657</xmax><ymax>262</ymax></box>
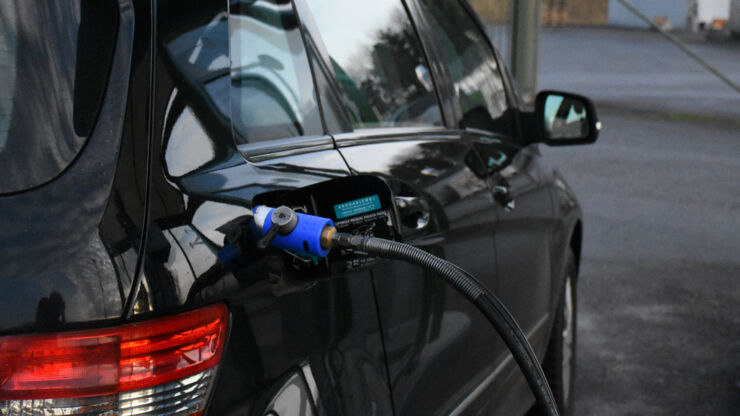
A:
<box><xmin>0</xmin><ymin>303</ymin><xmax>228</xmax><ymax>415</ymax></box>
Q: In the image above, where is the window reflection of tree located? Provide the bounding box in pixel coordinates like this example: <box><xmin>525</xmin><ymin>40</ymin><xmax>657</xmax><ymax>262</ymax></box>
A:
<box><xmin>334</xmin><ymin>9</ymin><xmax>439</xmax><ymax>127</ymax></box>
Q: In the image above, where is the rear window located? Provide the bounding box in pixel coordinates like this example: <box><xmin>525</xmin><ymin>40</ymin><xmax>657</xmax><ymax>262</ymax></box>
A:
<box><xmin>0</xmin><ymin>0</ymin><xmax>119</xmax><ymax>194</ymax></box>
<box><xmin>305</xmin><ymin>0</ymin><xmax>443</xmax><ymax>129</ymax></box>
<box><xmin>229</xmin><ymin>0</ymin><xmax>324</xmax><ymax>144</ymax></box>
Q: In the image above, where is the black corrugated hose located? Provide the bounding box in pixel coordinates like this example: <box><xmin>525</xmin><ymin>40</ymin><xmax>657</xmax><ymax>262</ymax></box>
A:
<box><xmin>332</xmin><ymin>233</ymin><xmax>560</xmax><ymax>416</ymax></box>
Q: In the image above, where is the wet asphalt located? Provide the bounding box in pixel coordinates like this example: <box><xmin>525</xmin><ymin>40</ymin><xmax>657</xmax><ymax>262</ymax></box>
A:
<box><xmin>536</xmin><ymin>27</ymin><xmax>740</xmax><ymax>415</ymax></box>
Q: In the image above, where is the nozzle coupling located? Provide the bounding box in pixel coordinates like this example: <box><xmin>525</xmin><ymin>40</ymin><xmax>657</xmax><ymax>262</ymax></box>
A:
<box><xmin>320</xmin><ymin>226</ymin><xmax>337</xmax><ymax>250</ymax></box>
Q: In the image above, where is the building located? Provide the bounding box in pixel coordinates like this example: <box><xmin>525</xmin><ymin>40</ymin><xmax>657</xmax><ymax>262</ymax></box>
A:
<box><xmin>609</xmin><ymin>0</ymin><xmax>690</xmax><ymax>29</ymax></box>
<box><xmin>541</xmin><ymin>0</ymin><xmax>609</xmax><ymax>25</ymax></box>
<box><xmin>732</xmin><ymin>0</ymin><xmax>740</xmax><ymax>36</ymax></box>
<box><xmin>469</xmin><ymin>0</ymin><xmax>610</xmax><ymax>26</ymax></box>
<box><xmin>471</xmin><ymin>0</ymin><xmax>737</xmax><ymax>33</ymax></box>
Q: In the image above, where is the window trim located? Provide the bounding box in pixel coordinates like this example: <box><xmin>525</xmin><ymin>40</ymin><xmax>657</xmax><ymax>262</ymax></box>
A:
<box><xmin>333</xmin><ymin>126</ymin><xmax>459</xmax><ymax>148</ymax></box>
<box><xmin>237</xmin><ymin>134</ymin><xmax>335</xmax><ymax>161</ymax></box>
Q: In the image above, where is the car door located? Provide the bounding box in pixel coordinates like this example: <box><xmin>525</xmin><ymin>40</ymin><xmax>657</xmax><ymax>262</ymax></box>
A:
<box><xmin>297</xmin><ymin>0</ymin><xmax>514</xmax><ymax>414</ymax></box>
<box><xmin>413</xmin><ymin>0</ymin><xmax>559</xmax><ymax>413</ymax></box>
<box><xmin>131</xmin><ymin>1</ymin><xmax>395</xmax><ymax>415</ymax></box>
<box><xmin>465</xmin><ymin>131</ymin><xmax>558</xmax><ymax>413</ymax></box>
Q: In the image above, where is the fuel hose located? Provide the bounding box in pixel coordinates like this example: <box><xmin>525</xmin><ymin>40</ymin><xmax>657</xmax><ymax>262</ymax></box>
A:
<box><xmin>329</xmin><ymin>232</ymin><xmax>560</xmax><ymax>416</ymax></box>
<box><xmin>250</xmin><ymin>205</ymin><xmax>560</xmax><ymax>415</ymax></box>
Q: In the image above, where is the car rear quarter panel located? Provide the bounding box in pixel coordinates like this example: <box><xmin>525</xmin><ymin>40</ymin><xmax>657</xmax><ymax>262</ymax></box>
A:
<box><xmin>0</xmin><ymin>0</ymin><xmax>137</xmax><ymax>334</ymax></box>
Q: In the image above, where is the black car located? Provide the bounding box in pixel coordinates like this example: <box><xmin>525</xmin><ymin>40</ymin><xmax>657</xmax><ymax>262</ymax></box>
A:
<box><xmin>0</xmin><ymin>0</ymin><xmax>598</xmax><ymax>415</ymax></box>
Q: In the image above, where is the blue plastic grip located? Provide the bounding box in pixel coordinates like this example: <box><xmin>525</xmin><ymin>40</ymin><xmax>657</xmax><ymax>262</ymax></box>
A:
<box><xmin>257</xmin><ymin>207</ymin><xmax>334</xmax><ymax>257</ymax></box>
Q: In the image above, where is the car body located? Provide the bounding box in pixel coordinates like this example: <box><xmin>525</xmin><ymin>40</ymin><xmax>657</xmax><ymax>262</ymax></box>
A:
<box><xmin>0</xmin><ymin>0</ymin><xmax>596</xmax><ymax>415</ymax></box>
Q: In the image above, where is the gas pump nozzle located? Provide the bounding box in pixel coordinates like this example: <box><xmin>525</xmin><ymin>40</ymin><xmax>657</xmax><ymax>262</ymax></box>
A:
<box><xmin>252</xmin><ymin>205</ymin><xmax>336</xmax><ymax>257</ymax></box>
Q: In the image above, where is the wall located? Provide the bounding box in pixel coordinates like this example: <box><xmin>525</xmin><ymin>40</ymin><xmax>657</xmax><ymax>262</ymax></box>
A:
<box><xmin>468</xmin><ymin>0</ymin><xmax>511</xmax><ymax>23</ymax></box>
<box><xmin>541</xmin><ymin>0</ymin><xmax>609</xmax><ymax>25</ymax></box>
<box><xmin>471</xmin><ymin>0</ymin><xmax>610</xmax><ymax>26</ymax></box>
<box><xmin>695</xmin><ymin>0</ymin><xmax>730</xmax><ymax>24</ymax></box>
<box><xmin>609</xmin><ymin>0</ymin><xmax>690</xmax><ymax>29</ymax></box>
<box><xmin>732</xmin><ymin>0</ymin><xmax>740</xmax><ymax>35</ymax></box>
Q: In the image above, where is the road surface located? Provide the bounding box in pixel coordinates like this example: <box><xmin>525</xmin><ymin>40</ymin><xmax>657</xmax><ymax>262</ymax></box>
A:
<box><xmin>537</xmin><ymin>27</ymin><xmax>740</xmax><ymax>415</ymax></box>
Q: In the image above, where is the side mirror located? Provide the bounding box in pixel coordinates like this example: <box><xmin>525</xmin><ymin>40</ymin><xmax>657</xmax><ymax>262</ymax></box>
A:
<box><xmin>535</xmin><ymin>91</ymin><xmax>600</xmax><ymax>146</ymax></box>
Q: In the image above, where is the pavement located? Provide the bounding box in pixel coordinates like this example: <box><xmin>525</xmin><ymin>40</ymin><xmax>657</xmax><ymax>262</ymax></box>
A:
<box><xmin>539</xmin><ymin>26</ymin><xmax>740</xmax><ymax>121</ymax></box>
<box><xmin>537</xmin><ymin>27</ymin><xmax>740</xmax><ymax>415</ymax></box>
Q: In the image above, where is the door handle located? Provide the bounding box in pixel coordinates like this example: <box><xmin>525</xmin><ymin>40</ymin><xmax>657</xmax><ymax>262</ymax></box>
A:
<box><xmin>493</xmin><ymin>180</ymin><xmax>516</xmax><ymax>211</ymax></box>
<box><xmin>394</xmin><ymin>196</ymin><xmax>430</xmax><ymax>230</ymax></box>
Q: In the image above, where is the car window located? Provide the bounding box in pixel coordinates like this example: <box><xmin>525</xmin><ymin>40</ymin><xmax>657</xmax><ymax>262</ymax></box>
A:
<box><xmin>304</xmin><ymin>0</ymin><xmax>443</xmax><ymax>129</ymax></box>
<box><xmin>0</xmin><ymin>0</ymin><xmax>118</xmax><ymax>194</ymax></box>
<box><xmin>229</xmin><ymin>0</ymin><xmax>323</xmax><ymax>144</ymax></box>
<box><xmin>418</xmin><ymin>0</ymin><xmax>514</xmax><ymax>136</ymax></box>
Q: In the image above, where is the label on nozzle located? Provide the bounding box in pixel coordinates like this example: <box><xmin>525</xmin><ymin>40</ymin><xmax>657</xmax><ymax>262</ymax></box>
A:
<box><xmin>333</xmin><ymin>195</ymin><xmax>382</xmax><ymax>219</ymax></box>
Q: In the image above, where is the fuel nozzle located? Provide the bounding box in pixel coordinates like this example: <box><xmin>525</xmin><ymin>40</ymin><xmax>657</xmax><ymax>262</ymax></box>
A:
<box><xmin>253</xmin><ymin>205</ymin><xmax>336</xmax><ymax>257</ymax></box>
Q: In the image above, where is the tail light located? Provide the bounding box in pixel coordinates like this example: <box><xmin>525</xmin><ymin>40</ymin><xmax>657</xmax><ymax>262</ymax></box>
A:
<box><xmin>0</xmin><ymin>303</ymin><xmax>228</xmax><ymax>415</ymax></box>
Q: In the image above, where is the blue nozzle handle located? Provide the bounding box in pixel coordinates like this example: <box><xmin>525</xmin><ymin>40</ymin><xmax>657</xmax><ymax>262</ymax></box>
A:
<box><xmin>253</xmin><ymin>206</ymin><xmax>334</xmax><ymax>257</ymax></box>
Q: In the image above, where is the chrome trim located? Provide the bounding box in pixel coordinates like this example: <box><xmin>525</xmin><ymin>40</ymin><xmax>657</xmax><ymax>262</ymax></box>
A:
<box><xmin>0</xmin><ymin>369</ymin><xmax>215</xmax><ymax>416</ymax></box>
<box><xmin>332</xmin><ymin>126</ymin><xmax>460</xmax><ymax>147</ymax></box>
<box><xmin>237</xmin><ymin>128</ymin><xmax>463</xmax><ymax>160</ymax></box>
<box><xmin>300</xmin><ymin>362</ymin><xmax>320</xmax><ymax>410</ymax></box>
<box><xmin>562</xmin><ymin>277</ymin><xmax>575</xmax><ymax>404</ymax></box>
<box><xmin>448</xmin><ymin>315</ymin><xmax>549</xmax><ymax>416</ymax></box>
<box><xmin>237</xmin><ymin>135</ymin><xmax>335</xmax><ymax>161</ymax></box>
<box><xmin>449</xmin><ymin>353</ymin><xmax>514</xmax><ymax>416</ymax></box>
<box><xmin>464</xmin><ymin>126</ymin><xmax>499</xmax><ymax>137</ymax></box>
